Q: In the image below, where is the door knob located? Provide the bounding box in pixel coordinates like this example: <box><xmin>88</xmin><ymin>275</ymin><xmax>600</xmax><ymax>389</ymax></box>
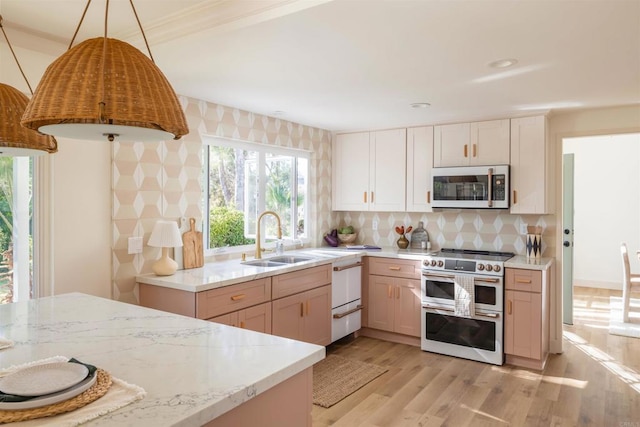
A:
<box><xmin>563</xmin><ymin>241</ymin><xmax>571</xmax><ymax>247</ymax></box>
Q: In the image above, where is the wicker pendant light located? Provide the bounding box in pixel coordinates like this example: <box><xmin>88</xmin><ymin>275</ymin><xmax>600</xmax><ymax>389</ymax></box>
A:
<box><xmin>21</xmin><ymin>0</ymin><xmax>188</xmax><ymax>143</ymax></box>
<box><xmin>0</xmin><ymin>16</ymin><xmax>57</xmax><ymax>156</ymax></box>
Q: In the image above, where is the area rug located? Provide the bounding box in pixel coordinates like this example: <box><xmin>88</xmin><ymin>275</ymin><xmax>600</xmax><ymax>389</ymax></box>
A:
<box><xmin>609</xmin><ymin>296</ymin><xmax>640</xmax><ymax>338</ymax></box>
<box><xmin>313</xmin><ymin>354</ymin><xmax>387</xmax><ymax>408</ymax></box>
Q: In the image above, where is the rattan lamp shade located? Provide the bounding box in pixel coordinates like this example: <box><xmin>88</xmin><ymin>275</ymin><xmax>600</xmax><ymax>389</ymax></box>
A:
<box><xmin>21</xmin><ymin>37</ymin><xmax>188</xmax><ymax>142</ymax></box>
<box><xmin>0</xmin><ymin>83</ymin><xmax>57</xmax><ymax>155</ymax></box>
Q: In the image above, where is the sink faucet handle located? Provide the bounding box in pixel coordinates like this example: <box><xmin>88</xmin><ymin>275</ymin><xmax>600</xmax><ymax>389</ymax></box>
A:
<box><xmin>275</xmin><ymin>239</ymin><xmax>284</xmax><ymax>255</ymax></box>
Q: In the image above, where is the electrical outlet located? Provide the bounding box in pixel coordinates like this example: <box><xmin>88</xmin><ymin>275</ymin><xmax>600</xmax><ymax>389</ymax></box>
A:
<box><xmin>128</xmin><ymin>236</ymin><xmax>143</xmax><ymax>254</ymax></box>
<box><xmin>372</xmin><ymin>220</ymin><xmax>378</xmax><ymax>231</ymax></box>
<box><xmin>520</xmin><ymin>223</ymin><xmax>528</xmax><ymax>235</ymax></box>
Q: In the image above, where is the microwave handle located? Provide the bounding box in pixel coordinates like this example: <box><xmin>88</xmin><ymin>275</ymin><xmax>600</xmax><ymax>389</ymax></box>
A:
<box><xmin>487</xmin><ymin>167</ymin><xmax>493</xmax><ymax>208</ymax></box>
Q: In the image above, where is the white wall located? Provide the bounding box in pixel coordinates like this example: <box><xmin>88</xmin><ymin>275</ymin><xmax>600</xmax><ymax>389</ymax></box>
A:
<box><xmin>564</xmin><ymin>134</ymin><xmax>640</xmax><ymax>288</ymax></box>
<box><xmin>51</xmin><ymin>138</ymin><xmax>112</xmax><ymax>298</ymax></box>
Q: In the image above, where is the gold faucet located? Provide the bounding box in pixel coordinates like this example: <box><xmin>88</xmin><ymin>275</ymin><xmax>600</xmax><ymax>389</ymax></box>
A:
<box><xmin>255</xmin><ymin>210</ymin><xmax>282</xmax><ymax>259</ymax></box>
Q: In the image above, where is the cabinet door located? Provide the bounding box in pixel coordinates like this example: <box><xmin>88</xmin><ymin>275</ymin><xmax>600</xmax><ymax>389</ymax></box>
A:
<box><xmin>406</xmin><ymin>126</ymin><xmax>434</xmax><ymax>212</ymax></box>
<box><xmin>303</xmin><ymin>285</ymin><xmax>332</xmax><ymax>346</ymax></box>
<box><xmin>434</xmin><ymin>123</ymin><xmax>470</xmax><ymax>167</ymax></box>
<box><xmin>333</xmin><ymin>132</ymin><xmax>370</xmax><ymax>211</ymax></box>
<box><xmin>272</xmin><ymin>292</ymin><xmax>305</xmax><ymax>341</ymax></box>
<box><xmin>470</xmin><ymin>119</ymin><xmax>510</xmax><ymax>165</ymax></box>
<box><xmin>505</xmin><ymin>289</ymin><xmax>542</xmax><ymax>359</ymax></box>
<box><xmin>510</xmin><ymin>116</ymin><xmax>551</xmax><ymax>214</ymax></box>
<box><xmin>368</xmin><ymin>275</ymin><xmax>395</xmax><ymax>332</ymax></box>
<box><xmin>239</xmin><ymin>303</ymin><xmax>272</xmax><ymax>334</ymax></box>
<box><xmin>370</xmin><ymin>129</ymin><xmax>407</xmax><ymax>211</ymax></box>
<box><xmin>394</xmin><ymin>278</ymin><xmax>421</xmax><ymax>337</ymax></box>
<box><xmin>209</xmin><ymin>311</ymin><xmax>238</xmax><ymax>327</ymax></box>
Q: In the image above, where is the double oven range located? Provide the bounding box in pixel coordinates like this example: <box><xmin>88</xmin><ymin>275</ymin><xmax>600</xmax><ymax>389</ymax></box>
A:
<box><xmin>420</xmin><ymin>248</ymin><xmax>514</xmax><ymax>365</ymax></box>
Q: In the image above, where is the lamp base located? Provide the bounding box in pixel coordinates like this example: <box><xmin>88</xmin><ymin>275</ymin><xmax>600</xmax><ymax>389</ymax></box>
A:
<box><xmin>152</xmin><ymin>251</ymin><xmax>178</xmax><ymax>276</ymax></box>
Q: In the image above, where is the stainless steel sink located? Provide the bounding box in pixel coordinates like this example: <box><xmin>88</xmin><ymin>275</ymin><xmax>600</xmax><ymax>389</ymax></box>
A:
<box><xmin>268</xmin><ymin>255</ymin><xmax>315</xmax><ymax>264</ymax></box>
<box><xmin>241</xmin><ymin>259</ymin><xmax>287</xmax><ymax>267</ymax></box>
<box><xmin>241</xmin><ymin>255</ymin><xmax>315</xmax><ymax>267</ymax></box>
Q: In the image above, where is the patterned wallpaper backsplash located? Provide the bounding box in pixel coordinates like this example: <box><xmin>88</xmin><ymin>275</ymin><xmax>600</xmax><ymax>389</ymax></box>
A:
<box><xmin>335</xmin><ymin>210</ymin><xmax>555</xmax><ymax>258</ymax></box>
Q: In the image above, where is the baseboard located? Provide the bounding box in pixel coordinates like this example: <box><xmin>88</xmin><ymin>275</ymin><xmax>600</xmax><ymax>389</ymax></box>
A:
<box><xmin>357</xmin><ymin>328</ymin><xmax>421</xmax><ymax>347</ymax></box>
<box><xmin>573</xmin><ymin>280</ymin><xmax>620</xmax><ymax>290</ymax></box>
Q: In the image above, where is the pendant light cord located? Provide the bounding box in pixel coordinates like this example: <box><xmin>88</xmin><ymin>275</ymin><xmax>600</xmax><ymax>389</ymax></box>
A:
<box><xmin>68</xmin><ymin>0</ymin><xmax>93</xmax><ymax>49</ymax></box>
<box><xmin>0</xmin><ymin>15</ymin><xmax>35</xmax><ymax>95</ymax></box>
<box><xmin>129</xmin><ymin>0</ymin><xmax>154</xmax><ymax>63</ymax></box>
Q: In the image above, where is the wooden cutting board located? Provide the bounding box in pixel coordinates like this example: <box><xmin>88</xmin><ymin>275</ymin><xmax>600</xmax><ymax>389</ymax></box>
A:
<box><xmin>182</xmin><ymin>218</ymin><xmax>204</xmax><ymax>269</ymax></box>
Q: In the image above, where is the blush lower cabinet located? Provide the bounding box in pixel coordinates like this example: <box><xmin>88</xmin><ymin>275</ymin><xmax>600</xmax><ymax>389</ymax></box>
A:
<box><xmin>210</xmin><ymin>302</ymin><xmax>272</xmax><ymax>334</ymax></box>
<box><xmin>271</xmin><ymin>265</ymin><xmax>332</xmax><ymax>346</ymax></box>
<box><xmin>504</xmin><ymin>267</ymin><xmax>549</xmax><ymax>370</ymax></box>
<box><xmin>367</xmin><ymin>257</ymin><xmax>421</xmax><ymax>338</ymax></box>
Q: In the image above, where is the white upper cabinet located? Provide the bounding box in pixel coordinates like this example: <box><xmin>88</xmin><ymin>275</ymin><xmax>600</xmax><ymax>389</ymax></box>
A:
<box><xmin>510</xmin><ymin>116</ymin><xmax>554</xmax><ymax>214</ymax></box>
<box><xmin>333</xmin><ymin>129</ymin><xmax>407</xmax><ymax>211</ymax></box>
<box><xmin>406</xmin><ymin>126</ymin><xmax>434</xmax><ymax>212</ymax></box>
<box><xmin>434</xmin><ymin>119</ymin><xmax>510</xmax><ymax>167</ymax></box>
<box><xmin>332</xmin><ymin>132</ymin><xmax>370</xmax><ymax>211</ymax></box>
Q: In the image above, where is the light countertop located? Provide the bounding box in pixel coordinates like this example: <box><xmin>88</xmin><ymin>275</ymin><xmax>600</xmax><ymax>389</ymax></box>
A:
<box><xmin>137</xmin><ymin>246</ymin><xmax>550</xmax><ymax>293</ymax></box>
<box><xmin>0</xmin><ymin>293</ymin><xmax>325</xmax><ymax>426</ymax></box>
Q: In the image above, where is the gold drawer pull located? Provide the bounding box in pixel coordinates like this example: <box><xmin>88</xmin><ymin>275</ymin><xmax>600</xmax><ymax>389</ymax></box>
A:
<box><xmin>231</xmin><ymin>294</ymin><xmax>246</xmax><ymax>301</ymax></box>
<box><xmin>387</xmin><ymin>285</ymin><xmax>392</xmax><ymax>298</ymax></box>
<box><xmin>240</xmin><ymin>321</ymin><xmax>245</xmax><ymax>329</ymax></box>
<box><xmin>516</xmin><ymin>279</ymin><xmax>532</xmax><ymax>284</ymax></box>
<box><xmin>388</xmin><ymin>266</ymin><xmax>401</xmax><ymax>271</ymax></box>
<box><xmin>300</xmin><ymin>302</ymin><xmax>304</xmax><ymax>317</ymax></box>
<box><xmin>508</xmin><ymin>300</ymin><xmax>512</xmax><ymax>315</ymax></box>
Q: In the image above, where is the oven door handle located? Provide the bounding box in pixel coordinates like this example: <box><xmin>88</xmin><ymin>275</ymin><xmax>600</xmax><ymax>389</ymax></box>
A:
<box><xmin>422</xmin><ymin>273</ymin><xmax>500</xmax><ymax>284</ymax></box>
<box><xmin>422</xmin><ymin>304</ymin><xmax>500</xmax><ymax>319</ymax></box>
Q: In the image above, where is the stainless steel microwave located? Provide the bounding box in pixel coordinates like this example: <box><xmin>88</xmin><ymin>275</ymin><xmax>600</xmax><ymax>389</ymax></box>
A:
<box><xmin>431</xmin><ymin>165</ymin><xmax>509</xmax><ymax>209</ymax></box>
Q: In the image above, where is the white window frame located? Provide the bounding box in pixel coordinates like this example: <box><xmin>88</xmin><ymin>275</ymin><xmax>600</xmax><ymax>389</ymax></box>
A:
<box><xmin>202</xmin><ymin>136</ymin><xmax>311</xmax><ymax>256</ymax></box>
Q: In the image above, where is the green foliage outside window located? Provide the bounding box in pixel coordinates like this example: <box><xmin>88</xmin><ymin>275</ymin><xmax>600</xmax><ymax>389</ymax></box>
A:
<box><xmin>209</xmin><ymin>206</ymin><xmax>255</xmax><ymax>248</ymax></box>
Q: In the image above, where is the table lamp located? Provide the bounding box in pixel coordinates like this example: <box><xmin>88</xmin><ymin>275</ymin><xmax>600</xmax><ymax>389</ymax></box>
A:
<box><xmin>148</xmin><ymin>220</ymin><xmax>183</xmax><ymax>276</ymax></box>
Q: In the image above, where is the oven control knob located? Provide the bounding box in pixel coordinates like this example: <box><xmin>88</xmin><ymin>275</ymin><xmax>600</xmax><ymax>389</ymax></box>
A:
<box><xmin>431</xmin><ymin>260</ymin><xmax>437</xmax><ymax>267</ymax></box>
<box><xmin>494</xmin><ymin>265</ymin><xmax>501</xmax><ymax>272</ymax></box>
<box><xmin>477</xmin><ymin>264</ymin><xmax>485</xmax><ymax>271</ymax></box>
<box><xmin>437</xmin><ymin>260</ymin><xmax>444</xmax><ymax>267</ymax></box>
<box><xmin>486</xmin><ymin>264</ymin><xmax>493</xmax><ymax>272</ymax></box>
<box><xmin>423</xmin><ymin>260</ymin><xmax>430</xmax><ymax>267</ymax></box>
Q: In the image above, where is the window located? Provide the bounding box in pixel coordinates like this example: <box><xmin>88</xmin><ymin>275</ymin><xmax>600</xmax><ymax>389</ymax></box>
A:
<box><xmin>203</xmin><ymin>137</ymin><xmax>309</xmax><ymax>252</ymax></box>
<box><xmin>0</xmin><ymin>157</ymin><xmax>34</xmax><ymax>304</ymax></box>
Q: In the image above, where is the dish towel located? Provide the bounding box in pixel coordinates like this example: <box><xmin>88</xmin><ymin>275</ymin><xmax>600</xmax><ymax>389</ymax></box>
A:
<box><xmin>0</xmin><ymin>336</ymin><xmax>13</xmax><ymax>350</ymax></box>
<box><xmin>0</xmin><ymin>356</ymin><xmax>146</xmax><ymax>427</ymax></box>
<box><xmin>454</xmin><ymin>274</ymin><xmax>475</xmax><ymax>318</ymax></box>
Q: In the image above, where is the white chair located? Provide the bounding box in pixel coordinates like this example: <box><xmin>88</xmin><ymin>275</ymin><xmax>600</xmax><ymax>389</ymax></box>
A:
<box><xmin>620</xmin><ymin>243</ymin><xmax>640</xmax><ymax>322</ymax></box>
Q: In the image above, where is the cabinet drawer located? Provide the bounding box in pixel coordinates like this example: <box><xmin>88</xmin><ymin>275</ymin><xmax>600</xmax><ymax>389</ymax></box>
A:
<box><xmin>369</xmin><ymin>257</ymin><xmax>420</xmax><ymax>279</ymax></box>
<box><xmin>505</xmin><ymin>268</ymin><xmax>542</xmax><ymax>293</ymax></box>
<box><xmin>272</xmin><ymin>264</ymin><xmax>331</xmax><ymax>299</ymax></box>
<box><xmin>196</xmin><ymin>278</ymin><xmax>271</xmax><ymax>319</ymax></box>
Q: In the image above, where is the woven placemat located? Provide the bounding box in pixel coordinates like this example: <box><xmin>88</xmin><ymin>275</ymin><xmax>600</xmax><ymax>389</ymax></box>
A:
<box><xmin>313</xmin><ymin>354</ymin><xmax>387</xmax><ymax>408</ymax></box>
<box><xmin>0</xmin><ymin>369</ymin><xmax>112</xmax><ymax>424</ymax></box>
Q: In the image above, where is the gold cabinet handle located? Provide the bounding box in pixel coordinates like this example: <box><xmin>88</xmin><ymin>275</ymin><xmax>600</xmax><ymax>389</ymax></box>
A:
<box><xmin>513</xmin><ymin>190</ymin><xmax>517</xmax><ymax>205</ymax></box>
<box><xmin>507</xmin><ymin>300</ymin><xmax>512</xmax><ymax>315</ymax></box>
<box><xmin>231</xmin><ymin>294</ymin><xmax>246</xmax><ymax>301</ymax></box>
<box><xmin>388</xmin><ymin>266</ymin><xmax>401</xmax><ymax>271</ymax></box>
<box><xmin>464</xmin><ymin>144</ymin><xmax>468</xmax><ymax>158</ymax></box>
<box><xmin>371</xmin><ymin>192</ymin><xmax>374</xmax><ymax>203</ymax></box>
<box><xmin>395</xmin><ymin>286</ymin><xmax>400</xmax><ymax>299</ymax></box>
<box><xmin>473</xmin><ymin>144</ymin><xmax>477</xmax><ymax>157</ymax></box>
<box><xmin>300</xmin><ymin>302</ymin><xmax>304</xmax><ymax>317</ymax></box>
<box><xmin>387</xmin><ymin>285</ymin><xmax>392</xmax><ymax>298</ymax></box>
<box><xmin>427</xmin><ymin>191</ymin><xmax>431</xmax><ymax>203</ymax></box>
<box><xmin>364</xmin><ymin>191</ymin><xmax>367</xmax><ymax>203</ymax></box>
<box><xmin>333</xmin><ymin>304</ymin><xmax>363</xmax><ymax>319</ymax></box>
<box><xmin>306</xmin><ymin>300</ymin><xmax>310</xmax><ymax>315</ymax></box>
<box><xmin>240</xmin><ymin>321</ymin><xmax>245</xmax><ymax>329</ymax></box>
<box><xmin>516</xmin><ymin>279</ymin><xmax>532</xmax><ymax>284</ymax></box>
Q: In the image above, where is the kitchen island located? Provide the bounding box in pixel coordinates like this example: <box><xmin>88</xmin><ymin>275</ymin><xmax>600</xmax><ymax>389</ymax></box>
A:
<box><xmin>0</xmin><ymin>293</ymin><xmax>324</xmax><ymax>426</ymax></box>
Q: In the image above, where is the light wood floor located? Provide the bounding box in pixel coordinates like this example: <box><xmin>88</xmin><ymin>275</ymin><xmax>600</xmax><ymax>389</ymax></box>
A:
<box><xmin>312</xmin><ymin>287</ymin><xmax>640</xmax><ymax>426</ymax></box>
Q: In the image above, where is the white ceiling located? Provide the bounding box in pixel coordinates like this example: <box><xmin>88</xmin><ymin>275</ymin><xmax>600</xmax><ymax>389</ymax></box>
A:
<box><xmin>1</xmin><ymin>0</ymin><xmax>639</xmax><ymax>133</ymax></box>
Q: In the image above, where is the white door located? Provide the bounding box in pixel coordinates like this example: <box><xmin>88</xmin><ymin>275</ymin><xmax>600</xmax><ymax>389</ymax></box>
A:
<box><xmin>562</xmin><ymin>153</ymin><xmax>575</xmax><ymax>325</ymax></box>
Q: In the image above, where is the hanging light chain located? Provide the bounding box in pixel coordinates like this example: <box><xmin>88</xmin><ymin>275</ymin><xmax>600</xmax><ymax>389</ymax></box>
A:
<box><xmin>0</xmin><ymin>15</ymin><xmax>35</xmax><ymax>94</ymax></box>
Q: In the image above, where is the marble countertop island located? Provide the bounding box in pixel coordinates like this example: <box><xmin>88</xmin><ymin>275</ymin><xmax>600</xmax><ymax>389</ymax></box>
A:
<box><xmin>0</xmin><ymin>293</ymin><xmax>325</xmax><ymax>426</ymax></box>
